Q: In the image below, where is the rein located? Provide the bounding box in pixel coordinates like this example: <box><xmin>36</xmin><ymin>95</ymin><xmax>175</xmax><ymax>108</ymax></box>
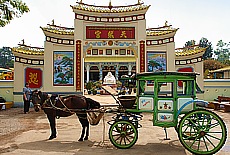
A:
<box><xmin>43</xmin><ymin>95</ymin><xmax>75</xmax><ymax>115</ymax></box>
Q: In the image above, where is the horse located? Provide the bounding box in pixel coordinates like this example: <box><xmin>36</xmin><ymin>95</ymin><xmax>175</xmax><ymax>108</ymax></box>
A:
<box><xmin>31</xmin><ymin>90</ymin><xmax>103</xmax><ymax>141</ymax></box>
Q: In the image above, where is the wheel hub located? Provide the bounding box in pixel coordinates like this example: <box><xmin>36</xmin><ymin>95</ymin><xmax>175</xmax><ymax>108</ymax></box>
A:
<box><xmin>121</xmin><ymin>131</ymin><xmax>126</xmax><ymax>138</ymax></box>
<box><xmin>199</xmin><ymin>130</ymin><xmax>206</xmax><ymax>137</ymax></box>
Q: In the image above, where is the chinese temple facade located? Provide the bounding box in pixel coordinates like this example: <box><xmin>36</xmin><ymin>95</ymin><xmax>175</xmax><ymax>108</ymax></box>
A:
<box><xmin>12</xmin><ymin>1</ymin><xmax>206</xmax><ymax>103</ymax></box>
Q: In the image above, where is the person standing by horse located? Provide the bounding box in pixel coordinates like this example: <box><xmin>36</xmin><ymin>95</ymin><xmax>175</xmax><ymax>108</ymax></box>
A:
<box><xmin>23</xmin><ymin>82</ymin><xmax>31</xmax><ymax>114</ymax></box>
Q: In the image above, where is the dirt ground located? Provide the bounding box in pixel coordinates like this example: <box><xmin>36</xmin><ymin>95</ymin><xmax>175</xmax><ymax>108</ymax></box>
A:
<box><xmin>0</xmin><ymin>95</ymin><xmax>230</xmax><ymax>155</ymax></box>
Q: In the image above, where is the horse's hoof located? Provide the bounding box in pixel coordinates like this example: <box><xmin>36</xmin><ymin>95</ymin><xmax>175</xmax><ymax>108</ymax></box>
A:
<box><xmin>48</xmin><ymin>135</ymin><xmax>56</xmax><ymax>140</ymax></box>
<box><xmin>84</xmin><ymin>137</ymin><xmax>88</xmax><ymax>140</ymax></box>
<box><xmin>78</xmin><ymin>138</ymin><xmax>83</xmax><ymax>141</ymax></box>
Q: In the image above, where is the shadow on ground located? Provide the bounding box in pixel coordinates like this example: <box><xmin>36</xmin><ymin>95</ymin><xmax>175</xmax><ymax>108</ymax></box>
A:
<box><xmin>1</xmin><ymin>139</ymin><xmax>187</xmax><ymax>155</ymax></box>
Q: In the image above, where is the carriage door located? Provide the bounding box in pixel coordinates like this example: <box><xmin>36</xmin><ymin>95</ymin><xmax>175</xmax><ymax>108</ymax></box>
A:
<box><xmin>177</xmin><ymin>80</ymin><xmax>195</xmax><ymax>113</ymax></box>
<box><xmin>154</xmin><ymin>80</ymin><xmax>176</xmax><ymax>127</ymax></box>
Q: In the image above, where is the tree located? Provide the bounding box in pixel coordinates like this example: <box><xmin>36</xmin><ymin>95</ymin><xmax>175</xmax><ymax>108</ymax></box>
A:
<box><xmin>184</xmin><ymin>40</ymin><xmax>196</xmax><ymax>47</ymax></box>
<box><xmin>0</xmin><ymin>46</ymin><xmax>14</xmax><ymax>68</ymax></box>
<box><xmin>214</xmin><ymin>40</ymin><xmax>230</xmax><ymax>62</ymax></box>
<box><xmin>203</xmin><ymin>59</ymin><xmax>226</xmax><ymax>78</ymax></box>
<box><xmin>0</xmin><ymin>0</ymin><xmax>29</xmax><ymax>27</ymax></box>
<box><xmin>199</xmin><ymin>37</ymin><xmax>213</xmax><ymax>60</ymax></box>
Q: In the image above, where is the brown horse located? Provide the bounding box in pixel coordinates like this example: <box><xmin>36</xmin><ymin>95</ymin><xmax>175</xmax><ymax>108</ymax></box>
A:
<box><xmin>31</xmin><ymin>90</ymin><xmax>102</xmax><ymax>141</ymax></box>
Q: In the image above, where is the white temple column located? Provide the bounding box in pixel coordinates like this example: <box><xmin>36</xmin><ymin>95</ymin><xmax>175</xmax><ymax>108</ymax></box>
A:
<box><xmin>128</xmin><ymin>64</ymin><xmax>132</xmax><ymax>75</ymax></box>
<box><xmin>99</xmin><ymin>63</ymin><xmax>103</xmax><ymax>80</ymax></box>
<box><xmin>115</xmin><ymin>64</ymin><xmax>119</xmax><ymax>80</ymax></box>
<box><xmin>86</xmin><ymin>63</ymin><xmax>90</xmax><ymax>82</ymax></box>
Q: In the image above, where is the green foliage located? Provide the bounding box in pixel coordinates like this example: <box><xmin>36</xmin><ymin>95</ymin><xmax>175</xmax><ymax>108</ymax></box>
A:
<box><xmin>86</xmin><ymin>81</ymin><xmax>93</xmax><ymax>90</ymax></box>
<box><xmin>203</xmin><ymin>59</ymin><xmax>226</xmax><ymax>78</ymax></box>
<box><xmin>199</xmin><ymin>37</ymin><xmax>213</xmax><ymax>60</ymax></box>
<box><xmin>184</xmin><ymin>40</ymin><xmax>196</xmax><ymax>47</ymax></box>
<box><xmin>0</xmin><ymin>0</ymin><xmax>30</xmax><ymax>27</ymax></box>
<box><xmin>0</xmin><ymin>47</ymin><xmax>14</xmax><ymax>68</ymax></box>
<box><xmin>214</xmin><ymin>40</ymin><xmax>230</xmax><ymax>62</ymax></box>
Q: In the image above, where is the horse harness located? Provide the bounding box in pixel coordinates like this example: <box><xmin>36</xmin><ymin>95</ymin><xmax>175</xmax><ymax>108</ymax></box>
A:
<box><xmin>43</xmin><ymin>95</ymin><xmax>90</xmax><ymax>119</ymax></box>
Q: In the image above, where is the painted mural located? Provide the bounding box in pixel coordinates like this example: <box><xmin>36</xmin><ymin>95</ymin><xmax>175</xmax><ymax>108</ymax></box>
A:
<box><xmin>147</xmin><ymin>52</ymin><xmax>166</xmax><ymax>72</ymax></box>
<box><xmin>53</xmin><ymin>51</ymin><xmax>74</xmax><ymax>86</ymax></box>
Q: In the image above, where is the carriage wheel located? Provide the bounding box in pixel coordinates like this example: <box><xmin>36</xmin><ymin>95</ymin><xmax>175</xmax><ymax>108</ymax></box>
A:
<box><xmin>178</xmin><ymin>109</ymin><xmax>227</xmax><ymax>155</ymax></box>
<box><xmin>109</xmin><ymin>120</ymin><xmax>138</xmax><ymax>149</ymax></box>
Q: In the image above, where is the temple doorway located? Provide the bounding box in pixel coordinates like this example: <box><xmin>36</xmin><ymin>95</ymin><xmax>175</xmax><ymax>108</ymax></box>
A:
<box><xmin>118</xmin><ymin>66</ymin><xmax>128</xmax><ymax>78</ymax></box>
<box><xmin>89</xmin><ymin>66</ymin><xmax>99</xmax><ymax>81</ymax></box>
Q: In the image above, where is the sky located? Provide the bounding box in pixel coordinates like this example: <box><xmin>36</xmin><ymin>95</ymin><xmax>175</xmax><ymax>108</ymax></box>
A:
<box><xmin>0</xmin><ymin>0</ymin><xmax>229</xmax><ymax>49</ymax></box>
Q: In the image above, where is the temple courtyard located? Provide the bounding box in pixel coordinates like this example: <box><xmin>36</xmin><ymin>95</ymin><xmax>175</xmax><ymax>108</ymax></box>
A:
<box><xmin>0</xmin><ymin>95</ymin><xmax>230</xmax><ymax>155</ymax></box>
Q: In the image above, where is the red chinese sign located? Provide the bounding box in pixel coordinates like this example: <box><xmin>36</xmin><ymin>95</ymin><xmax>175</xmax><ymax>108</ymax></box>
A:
<box><xmin>25</xmin><ymin>68</ymin><xmax>42</xmax><ymax>88</ymax></box>
<box><xmin>86</xmin><ymin>26</ymin><xmax>135</xmax><ymax>39</ymax></box>
<box><xmin>76</xmin><ymin>40</ymin><xmax>82</xmax><ymax>91</ymax></box>
<box><xmin>139</xmin><ymin>40</ymin><xmax>145</xmax><ymax>73</ymax></box>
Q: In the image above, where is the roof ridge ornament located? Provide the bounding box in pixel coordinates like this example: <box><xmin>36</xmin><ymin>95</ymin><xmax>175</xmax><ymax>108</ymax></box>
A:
<box><xmin>108</xmin><ymin>0</ymin><xmax>113</xmax><ymax>10</ymax></box>
<box><xmin>52</xmin><ymin>19</ymin><xmax>55</xmax><ymax>25</ymax></box>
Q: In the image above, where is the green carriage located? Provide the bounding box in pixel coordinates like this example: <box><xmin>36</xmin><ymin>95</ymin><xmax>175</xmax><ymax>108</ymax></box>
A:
<box><xmin>107</xmin><ymin>72</ymin><xmax>227</xmax><ymax>155</ymax></box>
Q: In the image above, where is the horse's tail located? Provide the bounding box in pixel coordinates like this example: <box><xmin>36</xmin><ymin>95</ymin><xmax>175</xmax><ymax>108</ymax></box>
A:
<box><xmin>85</xmin><ymin>98</ymin><xmax>100</xmax><ymax>109</ymax></box>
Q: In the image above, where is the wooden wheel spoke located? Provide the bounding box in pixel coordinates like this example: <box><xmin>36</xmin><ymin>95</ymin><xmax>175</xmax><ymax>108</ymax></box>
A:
<box><xmin>208</xmin><ymin>122</ymin><xmax>220</xmax><ymax>129</ymax></box>
<box><xmin>206</xmin><ymin>133</ymin><xmax>221</xmax><ymax>141</ymax></box>
<box><xmin>204</xmin><ymin>135</ymin><xmax>216</xmax><ymax>148</ymax></box>
<box><xmin>203</xmin><ymin>137</ymin><xmax>209</xmax><ymax>152</ymax></box>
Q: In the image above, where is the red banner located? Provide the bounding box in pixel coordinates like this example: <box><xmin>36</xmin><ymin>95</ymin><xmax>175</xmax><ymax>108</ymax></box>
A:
<box><xmin>25</xmin><ymin>68</ymin><xmax>42</xmax><ymax>88</ymax></box>
<box><xmin>139</xmin><ymin>40</ymin><xmax>145</xmax><ymax>73</ymax></box>
<box><xmin>86</xmin><ymin>26</ymin><xmax>135</xmax><ymax>39</ymax></box>
<box><xmin>76</xmin><ymin>40</ymin><xmax>82</xmax><ymax>91</ymax></box>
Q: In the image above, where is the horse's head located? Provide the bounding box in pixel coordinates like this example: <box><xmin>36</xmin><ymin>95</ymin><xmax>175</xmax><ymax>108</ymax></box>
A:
<box><xmin>31</xmin><ymin>90</ymin><xmax>41</xmax><ymax>112</ymax></box>
<box><xmin>31</xmin><ymin>90</ymin><xmax>50</xmax><ymax>112</ymax></box>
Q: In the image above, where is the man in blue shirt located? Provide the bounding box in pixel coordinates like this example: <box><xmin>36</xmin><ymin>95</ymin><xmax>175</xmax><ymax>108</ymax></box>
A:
<box><xmin>23</xmin><ymin>82</ymin><xmax>31</xmax><ymax>114</ymax></box>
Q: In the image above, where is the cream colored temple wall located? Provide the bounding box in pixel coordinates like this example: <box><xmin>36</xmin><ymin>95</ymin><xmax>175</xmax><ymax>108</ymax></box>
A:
<box><xmin>166</xmin><ymin>42</ymin><xmax>176</xmax><ymax>71</ymax></box>
<box><xmin>13</xmin><ymin>61</ymin><xmax>44</xmax><ymax>104</ymax></box>
<box><xmin>43</xmin><ymin>42</ymin><xmax>75</xmax><ymax>93</ymax></box>
<box><xmin>74</xmin><ymin>19</ymin><xmax>84</xmax><ymax>93</ymax></box>
<box><xmin>74</xmin><ymin>13</ymin><xmax>147</xmax><ymax>92</ymax></box>
<box><xmin>0</xmin><ymin>80</ymin><xmax>13</xmax><ymax>102</ymax></box>
<box><xmin>204</xmin><ymin>79</ymin><xmax>230</xmax><ymax>101</ymax></box>
<box><xmin>136</xmin><ymin>19</ymin><xmax>147</xmax><ymax>73</ymax></box>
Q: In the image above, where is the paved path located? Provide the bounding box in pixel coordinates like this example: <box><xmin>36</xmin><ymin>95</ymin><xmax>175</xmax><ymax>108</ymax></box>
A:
<box><xmin>0</xmin><ymin>95</ymin><xmax>230</xmax><ymax>155</ymax></box>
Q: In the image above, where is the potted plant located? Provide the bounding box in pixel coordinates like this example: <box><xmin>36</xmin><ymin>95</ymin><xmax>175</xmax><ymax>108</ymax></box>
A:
<box><xmin>91</xmin><ymin>86</ymin><xmax>97</xmax><ymax>95</ymax></box>
<box><xmin>86</xmin><ymin>81</ymin><xmax>93</xmax><ymax>95</ymax></box>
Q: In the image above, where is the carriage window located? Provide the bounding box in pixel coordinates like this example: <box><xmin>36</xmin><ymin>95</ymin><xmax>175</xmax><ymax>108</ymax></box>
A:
<box><xmin>157</xmin><ymin>82</ymin><xmax>173</xmax><ymax>98</ymax></box>
<box><xmin>177</xmin><ymin>80</ymin><xmax>194</xmax><ymax>96</ymax></box>
<box><xmin>138</xmin><ymin>80</ymin><xmax>154</xmax><ymax>95</ymax></box>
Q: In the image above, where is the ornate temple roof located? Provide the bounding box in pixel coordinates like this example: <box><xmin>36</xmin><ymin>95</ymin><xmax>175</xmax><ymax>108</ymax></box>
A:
<box><xmin>40</xmin><ymin>24</ymin><xmax>74</xmax><ymax>35</ymax></box>
<box><xmin>146</xmin><ymin>23</ymin><xmax>178</xmax><ymax>36</ymax></box>
<box><xmin>41</xmin><ymin>24</ymin><xmax>177</xmax><ymax>37</ymax></box>
<box><xmin>71</xmin><ymin>2</ymin><xmax>150</xmax><ymax>13</ymax></box>
<box><xmin>11</xmin><ymin>44</ymin><xmax>44</xmax><ymax>55</ymax></box>
<box><xmin>175</xmin><ymin>45</ymin><xmax>206</xmax><ymax>57</ymax></box>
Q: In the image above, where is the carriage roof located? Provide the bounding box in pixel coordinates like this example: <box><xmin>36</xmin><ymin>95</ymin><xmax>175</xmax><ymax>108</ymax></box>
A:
<box><xmin>121</xmin><ymin>72</ymin><xmax>200</xmax><ymax>81</ymax></box>
<box><xmin>136</xmin><ymin>72</ymin><xmax>200</xmax><ymax>79</ymax></box>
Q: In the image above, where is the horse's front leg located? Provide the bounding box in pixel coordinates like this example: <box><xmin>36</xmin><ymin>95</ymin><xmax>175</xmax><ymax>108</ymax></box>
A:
<box><xmin>84</xmin><ymin>122</ymin><xmax>89</xmax><ymax>141</ymax></box>
<box><xmin>77</xmin><ymin>113</ymin><xmax>89</xmax><ymax>141</ymax></box>
<box><xmin>47</xmin><ymin>112</ymin><xmax>57</xmax><ymax>140</ymax></box>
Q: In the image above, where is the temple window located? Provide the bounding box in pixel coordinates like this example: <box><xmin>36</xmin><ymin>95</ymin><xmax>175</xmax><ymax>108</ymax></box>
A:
<box><xmin>120</xmin><ymin>49</ymin><xmax>126</xmax><ymax>55</ymax></box>
<box><xmin>106</xmin><ymin>49</ymin><xmax>112</xmax><ymax>55</ymax></box>
<box><xmin>92</xmin><ymin>49</ymin><xmax>98</xmax><ymax>55</ymax></box>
